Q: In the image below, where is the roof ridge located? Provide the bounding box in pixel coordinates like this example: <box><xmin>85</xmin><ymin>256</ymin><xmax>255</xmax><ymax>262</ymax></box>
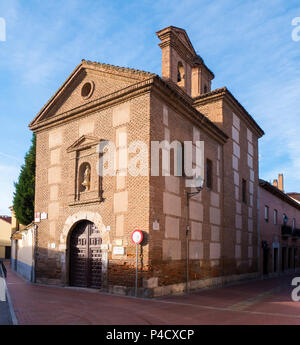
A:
<box><xmin>193</xmin><ymin>86</ymin><xmax>264</xmax><ymax>137</ymax></box>
<box><xmin>0</xmin><ymin>215</ymin><xmax>12</xmax><ymax>224</ymax></box>
<box><xmin>259</xmin><ymin>179</ymin><xmax>300</xmax><ymax>211</ymax></box>
<box><xmin>82</xmin><ymin>59</ymin><xmax>157</xmax><ymax>77</ymax></box>
<box><xmin>193</xmin><ymin>86</ymin><xmax>227</xmax><ymax>100</ymax></box>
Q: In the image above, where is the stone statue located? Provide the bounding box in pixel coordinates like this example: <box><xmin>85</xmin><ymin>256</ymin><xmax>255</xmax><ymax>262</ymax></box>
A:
<box><xmin>82</xmin><ymin>165</ymin><xmax>91</xmax><ymax>191</ymax></box>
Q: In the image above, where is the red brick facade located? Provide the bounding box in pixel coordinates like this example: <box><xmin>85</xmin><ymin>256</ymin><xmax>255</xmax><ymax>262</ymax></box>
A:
<box><xmin>259</xmin><ymin>179</ymin><xmax>300</xmax><ymax>276</ymax></box>
<box><xmin>29</xmin><ymin>26</ymin><xmax>266</xmax><ymax>296</ymax></box>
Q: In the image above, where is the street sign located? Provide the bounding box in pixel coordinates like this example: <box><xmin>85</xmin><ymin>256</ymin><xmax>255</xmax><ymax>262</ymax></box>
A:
<box><xmin>131</xmin><ymin>229</ymin><xmax>143</xmax><ymax>244</ymax></box>
<box><xmin>131</xmin><ymin>229</ymin><xmax>143</xmax><ymax>297</ymax></box>
<box><xmin>113</xmin><ymin>246</ymin><xmax>125</xmax><ymax>255</ymax></box>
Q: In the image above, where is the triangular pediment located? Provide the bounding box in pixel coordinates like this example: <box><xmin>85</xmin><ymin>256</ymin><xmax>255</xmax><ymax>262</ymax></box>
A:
<box><xmin>67</xmin><ymin>135</ymin><xmax>101</xmax><ymax>153</ymax></box>
<box><xmin>29</xmin><ymin>60</ymin><xmax>155</xmax><ymax>129</ymax></box>
<box><xmin>174</xmin><ymin>28</ymin><xmax>196</xmax><ymax>55</ymax></box>
<box><xmin>156</xmin><ymin>26</ymin><xmax>197</xmax><ymax>56</ymax></box>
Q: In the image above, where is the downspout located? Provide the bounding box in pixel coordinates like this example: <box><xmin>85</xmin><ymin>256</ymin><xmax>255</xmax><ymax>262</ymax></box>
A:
<box><xmin>33</xmin><ymin>224</ymin><xmax>38</xmax><ymax>283</ymax></box>
<box><xmin>257</xmin><ymin>184</ymin><xmax>261</xmax><ymax>279</ymax></box>
<box><xmin>186</xmin><ymin>193</ymin><xmax>190</xmax><ymax>294</ymax></box>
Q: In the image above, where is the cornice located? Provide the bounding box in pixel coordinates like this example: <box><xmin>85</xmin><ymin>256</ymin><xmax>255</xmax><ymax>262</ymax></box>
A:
<box><xmin>29</xmin><ymin>78</ymin><xmax>154</xmax><ymax>133</ymax></box>
<box><xmin>30</xmin><ymin>74</ymin><xmax>228</xmax><ymax>144</ymax></box>
<box><xmin>193</xmin><ymin>87</ymin><xmax>264</xmax><ymax>138</ymax></box>
<box><xmin>259</xmin><ymin>179</ymin><xmax>300</xmax><ymax>211</ymax></box>
<box><xmin>152</xmin><ymin>77</ymin><xmax>228</xmax><ymax>144</ymax></box>
<box><xmin>29</xmin><ymin>61</ymin><xmax>157</xmax><ymax>128</ymax></box>
<box><xmin>67</xmin><ymin>135</ymin><xmax>101</xmax><ymax>153</ymax></box>
<box><xmin>163</xmin><ymin>78</ymin><xmax>194</xmax><ymax>104</ymax></box>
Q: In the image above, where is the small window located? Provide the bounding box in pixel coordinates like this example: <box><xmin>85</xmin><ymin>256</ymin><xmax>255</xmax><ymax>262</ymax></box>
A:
<box><xmin>176</xmin><ymin>141</ymin><xmax>185</xmax><ymax>177</ymax></box>
<box><xmin>264</xmin><ymin>206</ymin><xmax>269</xmax><ymax>222</ymax></box>
<box><xmin>242</xmin><ymin>179</ymin><xmax>247</xmax><ymax>203</ymax></box>
<box><xmin>204</xmin><ymin>84</ymin><xmax>208</xmax><ymax>93</ymax></box>
<box><xmin>283</xmin><ymin>213</ymin><xmax>288</xmax><ymax>225</ymax></box>
<box><xmin>292</xmin><ymin>218</ymin><xmax>296</xmax><ymax>229</ymax></box>
<box><xmin>81</xmin><ymin>81</ymin><xmax>94</xmax><ymax>99</ymax></box>
<box><xmin>177</xmin><ymin>62</ymin><xmax>185</xmax><ymax>85</ymax></box>
<box><xmin>274</xmin><ymin>209</ymin><xmax>278</xmax><ymax>224</ymax></box>
<box><xmin>177</xmin><ymin>70</ymin><xmax>181</xmax><ymax>83</ymax></box>
<box><xmin>206</xmin><ymin>159</ymin><xmax>213</xmax><ymax>189</ymax></box>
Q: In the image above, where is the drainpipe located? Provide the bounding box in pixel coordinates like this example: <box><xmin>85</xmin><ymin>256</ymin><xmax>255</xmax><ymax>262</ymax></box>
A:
<box><xmin>33</xmin><ymin>224</ymin><xmax>38</xmax><ymax>283</ymax></box>
<box><xmin>186</xmin><ymin>178</ymin><xmax>204</xmax><ymax>294</ymax></box>
<box><xmin>186</xmin><ymin>194</ymin><xmax>190</xmax><ymax>294</ymax></box>
<box><xmin>257</xmin><ymin>185</ymin><xmax>262</xmax><ymax>279</ymax></box>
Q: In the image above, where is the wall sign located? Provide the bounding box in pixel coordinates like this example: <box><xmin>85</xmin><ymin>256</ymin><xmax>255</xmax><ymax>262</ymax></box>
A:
<box><xmin>41</xmin><ymin>212</ymin><xmax>48</xmax><ymax>220</ymax></box>
<box><xmin>34</xmin><ymin>212</ymin><xmax>41</xmax><ymax>223</ymax></box>
<box><xmin>113</xmin><ymin>246</ymin><xmax>125</xmax><ymax>255</ymax></box>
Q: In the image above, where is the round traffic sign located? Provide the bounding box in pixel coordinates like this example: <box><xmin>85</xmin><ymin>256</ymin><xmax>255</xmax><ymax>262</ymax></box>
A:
<box><xmin>131</xmin><ymin>229</ymin><xmax>143</xmax><ymax>244</ymax></box>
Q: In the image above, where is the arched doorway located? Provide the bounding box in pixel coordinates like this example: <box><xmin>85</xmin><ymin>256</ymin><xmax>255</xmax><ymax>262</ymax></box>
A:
<box><xmin>69</xmin><ymin>220</ymin><xmax>102</xmax><ymax>288</ymax></box>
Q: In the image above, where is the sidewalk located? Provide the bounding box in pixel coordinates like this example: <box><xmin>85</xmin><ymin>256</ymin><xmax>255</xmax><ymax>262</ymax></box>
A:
<box><xmin>5</xmin><ymin>262</ymin><xmax>300</xmax><ymax>325</ymax></box>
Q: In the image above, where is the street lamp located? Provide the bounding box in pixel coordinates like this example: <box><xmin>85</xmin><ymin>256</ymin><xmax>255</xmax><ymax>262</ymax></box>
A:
<box><xmin>186</xmin><ymin>176</ymin><xmax>204</xmax><ymax>294</ymax></box>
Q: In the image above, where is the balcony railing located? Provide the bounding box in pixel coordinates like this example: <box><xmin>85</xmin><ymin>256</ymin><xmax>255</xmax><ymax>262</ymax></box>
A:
<box><xmin>292</xmin><ymin>228</ymin><xmax>300</xmax><ymax>239</ymax></box>
<box><xmin>281</xmin><ymin>225</ymin><xmax>292</xmax><ymax>237</ymax></box>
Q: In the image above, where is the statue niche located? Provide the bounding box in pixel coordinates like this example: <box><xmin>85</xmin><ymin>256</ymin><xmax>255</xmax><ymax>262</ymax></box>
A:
<box><xmin>79</xmin><ymin>163</ymin><xmax>91</xmax><ymax>192</ymax></box>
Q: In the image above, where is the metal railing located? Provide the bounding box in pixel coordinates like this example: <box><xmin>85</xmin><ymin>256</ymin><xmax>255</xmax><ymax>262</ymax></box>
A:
<box><xmin>292</xmin><ymin>228</ymin><xmax>300</xmax><ymax>239</ymax></box>
<box><xmin>281</xmin><ymin>225</ymin><xmax>292</xmax><ymax>237</ymax></box>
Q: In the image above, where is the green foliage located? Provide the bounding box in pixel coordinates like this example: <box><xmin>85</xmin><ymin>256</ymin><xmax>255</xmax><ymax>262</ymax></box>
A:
<box><xmin>13</xmin><ymin>134</ymin><xmax>36</xmax><ymax>225</ymax></box>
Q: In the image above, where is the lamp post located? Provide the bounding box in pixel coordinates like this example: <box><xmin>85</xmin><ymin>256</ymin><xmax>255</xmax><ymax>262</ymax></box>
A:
<box><xmin>186</xmin><ymin>177</ymin><xmax>204</xmax><ymax>294</ymax></box>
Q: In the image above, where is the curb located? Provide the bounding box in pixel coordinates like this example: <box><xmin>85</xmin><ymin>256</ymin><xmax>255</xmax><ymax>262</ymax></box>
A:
<box><xmin>0</xmin><ymin>264</ymin><xmax>18</xmax><ymax>325</ymax></box>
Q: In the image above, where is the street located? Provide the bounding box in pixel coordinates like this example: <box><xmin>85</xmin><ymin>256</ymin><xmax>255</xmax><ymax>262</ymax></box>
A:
<box><xmin>4</xmin><ymin>263</ymin><xmax>300</xmax><ymax>325</ymax></box>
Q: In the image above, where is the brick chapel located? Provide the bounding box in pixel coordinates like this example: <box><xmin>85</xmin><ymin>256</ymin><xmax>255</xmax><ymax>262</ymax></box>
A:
<box><xmin>29</xmin><ymin>26</ymin><xmax>264</xmax><ymax>297</ymax></box>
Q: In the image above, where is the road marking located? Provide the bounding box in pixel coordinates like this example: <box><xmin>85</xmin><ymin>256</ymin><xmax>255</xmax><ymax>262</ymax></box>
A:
<box><xmin>228</xmin><ymin>286</ymin><xmax>282</xmax><ymax>311</ymax></box>
<box><xmin>152</xmin><ymin>294</ymin><xmax>300</xmax><ymax>320</ymax></box>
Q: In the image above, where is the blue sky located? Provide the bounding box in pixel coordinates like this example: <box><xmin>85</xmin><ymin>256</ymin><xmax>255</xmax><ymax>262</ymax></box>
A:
<box><xmin>0</xmin><ymin>0</ymin><xmax>300</xmax><ymax>214</ymax></box>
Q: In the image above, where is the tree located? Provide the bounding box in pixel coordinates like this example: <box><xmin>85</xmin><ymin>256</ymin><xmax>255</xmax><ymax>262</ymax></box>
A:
<box><xmin>13</xmin><ymin>134</ymin><xmax>36</xmax><ymax>225</ymax></box>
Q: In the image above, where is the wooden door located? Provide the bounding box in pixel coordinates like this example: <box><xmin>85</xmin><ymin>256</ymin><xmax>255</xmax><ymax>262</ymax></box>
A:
<box><xmin>70</xmin><ymin>221</ymin><xmax>102</xmax><ymax>288</ymax></box>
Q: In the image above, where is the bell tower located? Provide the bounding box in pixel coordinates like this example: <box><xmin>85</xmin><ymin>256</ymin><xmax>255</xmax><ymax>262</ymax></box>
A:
<box><xmin>156</xmin><ymin>26</ymin><xmax>214</xmax><ymax>98</ymax></box>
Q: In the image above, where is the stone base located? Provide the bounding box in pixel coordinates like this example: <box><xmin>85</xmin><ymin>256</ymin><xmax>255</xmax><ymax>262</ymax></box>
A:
<box><xmin>36</xmin><ymin>278</ymin><xmax>61</xmax><ymax>286</ymax></box>
<box><xmin>11</xmin><ymin>259</ymin><xmax>34</xmax><ymax>282</ymax></box>
<box><xmin>262</xmin><ymin>267</ymin><xmax>300</xmax><ymax>279</ymax></box>
<box><xmin>105</xmin><ymin>272</ymin><xmax>260</xmax><ymax>298</ymax></box>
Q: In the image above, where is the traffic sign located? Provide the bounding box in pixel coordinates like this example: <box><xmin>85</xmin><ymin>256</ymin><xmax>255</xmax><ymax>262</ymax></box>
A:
<box><xmin>131</xmin><ymin>229</ymin><xmax>143</xmax><ymax>244</ymax></box>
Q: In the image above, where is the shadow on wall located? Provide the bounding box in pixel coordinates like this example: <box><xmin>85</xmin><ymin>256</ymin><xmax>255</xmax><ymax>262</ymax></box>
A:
<box><xmin>33</xmin><ymin>245</ymin><xmax>155</xmax><ymax>297</ymax></box>
<box><xmin>31</xmin><ymin>245</ymin><xmax>263</xmax><ymax>297</ymax></box>
<box><xmin>11</xmin><ymin>257</ymin><xmax>34</xmax><ymax>282</ymax></box>
<box><xmin>9</xmin><ymin>247</ymin><xmax>300</xmax><ymax>304</ymax></box>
